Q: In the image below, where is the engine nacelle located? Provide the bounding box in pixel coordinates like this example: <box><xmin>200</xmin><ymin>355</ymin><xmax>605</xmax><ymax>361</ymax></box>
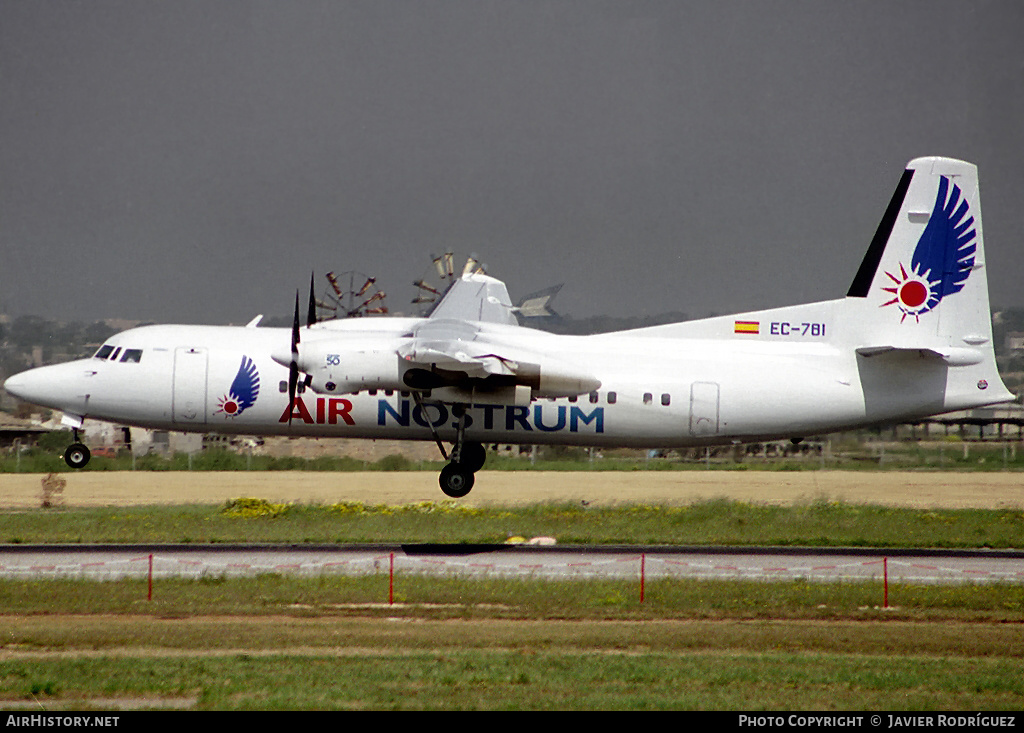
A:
<box><xmin>299</xmin><ymin>344</ymin><xmax>405</xmax><ymax>394</ymax></box>
<box><xmin>516</xmin><ymin>360</ymin><xmax>602</xmax><ymax>398</ymax></box>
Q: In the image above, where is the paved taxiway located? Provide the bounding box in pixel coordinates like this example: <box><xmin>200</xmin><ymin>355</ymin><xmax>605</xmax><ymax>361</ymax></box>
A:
<box><xmin>2</xmin><ymin>545</ymin><xmax>1023</xmax><ymax>585</ymax></box>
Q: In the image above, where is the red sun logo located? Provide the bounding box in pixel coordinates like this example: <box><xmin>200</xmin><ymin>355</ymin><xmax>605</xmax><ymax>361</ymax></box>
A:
<box><xmin>216</xmin><ymin>395</ymin><xmax>240</xmax><ymax>417</ymax></box>
<box><xmin>881</xmin><ymin>263</ymin><xmax>938</xmax><ymax>323</ymax></box>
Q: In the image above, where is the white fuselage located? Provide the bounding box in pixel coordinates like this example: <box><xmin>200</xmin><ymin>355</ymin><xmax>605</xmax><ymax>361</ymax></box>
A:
<box><xmin>6</xmin><ymin>305</ymin><xmax>1006</xmax><ymax>450</ymax></box>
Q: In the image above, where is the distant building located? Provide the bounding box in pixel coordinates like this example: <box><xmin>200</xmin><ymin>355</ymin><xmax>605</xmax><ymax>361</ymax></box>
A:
<box><xmin>0</xmin><ymin>411</ymin><xmax>51</xmax><ymax>449</ymax></box>
<box><xmin>1006</xmin><ymin>332</ymin><xmax>1024</xmax><ymax>353</ymax></box>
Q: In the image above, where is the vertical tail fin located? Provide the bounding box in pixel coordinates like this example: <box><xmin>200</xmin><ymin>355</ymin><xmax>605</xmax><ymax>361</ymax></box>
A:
<box><xmin>846</xmin><ymin>157</ymin><xmax>1013</xmax><ymax>409</ymax></box>
<box><xmin>848</xmin><ymin>157</ymin><xmax>992</xmax><ymax>348</ymax></box>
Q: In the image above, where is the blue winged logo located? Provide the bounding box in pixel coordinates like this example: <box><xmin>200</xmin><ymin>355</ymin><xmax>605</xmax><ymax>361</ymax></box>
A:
<box><xmin>881</xmin><ymin>175</ymin><xmax>977</xmax><ymax>322</ymax></box>
<box><xmin>216</xmin><ymin>356</ymin><xmax>261</xmax><ymax>417</ymax></box>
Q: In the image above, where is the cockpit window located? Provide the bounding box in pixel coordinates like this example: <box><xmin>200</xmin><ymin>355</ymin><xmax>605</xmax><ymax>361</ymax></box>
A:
<box><xmin>94</xmin><ymin>344</ymin><xmax>142</xmax><ymax>362</ymax></box>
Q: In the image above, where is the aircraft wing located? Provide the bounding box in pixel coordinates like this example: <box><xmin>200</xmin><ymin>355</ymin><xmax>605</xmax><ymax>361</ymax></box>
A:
<box><xmin>400</xmin><ymin>275</ymin><xmax>520</xmax><ymax>379</ymax></box>
<box><xmin>392</xmin><ymin>275</ymin><xmax>597</xmax><ymax>399</ymax></box>
<box><xmin>426</xmin><ymin>273</ymin><xmax>518</xmax><ymax>325</ymax></box>
<box><xmin>397</xmin><ymin>318</ymin><xmax>519</xmax><ymax>379</ymax></box>
<box><xmin>397</xmin><ymin>315</ymin><xmax>599</xmax><ymax>398</ymax></box>
<box><xmin>285</xmin><ymin>271</ymin><xmax>599</xmax><ymax>401</ymax></box>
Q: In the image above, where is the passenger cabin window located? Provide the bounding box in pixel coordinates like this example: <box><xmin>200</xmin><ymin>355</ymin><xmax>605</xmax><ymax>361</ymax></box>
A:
<box><xmin>661</xmin><ymin>393</ymin><xmax>671</xmax><ymax>406</ymax></box>
<box><xmin>643</xmin><ymin>392</ymin><xmax>653</xmax><ymax>405</ymax></box>
<box><xmin>589</xmin><ymin>391</ymin><xmax>599</xmax><ymax>404</ymax></box>
<box><xmin>607</xmin><ymin>391</ymin><xmax>617</xmax><ymax>404</ymax></box>
<box><xmin>94</xmin><ymin>345</ymin><xmax>115</xmax><ymax>360</ymax></box>
<box><xmin>120</xmin><ymin>349</ymin><xmax>142</xmax><ymax>363</ymax></box>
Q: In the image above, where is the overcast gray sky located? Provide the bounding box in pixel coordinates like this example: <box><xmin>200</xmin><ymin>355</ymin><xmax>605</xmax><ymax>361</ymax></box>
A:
<box><xmin>2</xmin><ymin>0</ymin><xmax>1022</xmax><ymax>325</ymax></box>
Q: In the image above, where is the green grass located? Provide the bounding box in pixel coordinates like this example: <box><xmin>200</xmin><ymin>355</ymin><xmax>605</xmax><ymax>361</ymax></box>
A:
<box><xmin>2</xmin><ymin>497</ymin><xmax>1024</xmax><ymax>710</ymax></box>
<box><xmin>4</xmin><ymin>439</ymin><xmax>1024</xmax><ymax>709</ymax></box>
<box><xmin>3</xmin><ymin>574</ymin><xmax>1024</xmax><ymax>621</ymax></box>
<box><xmin>4</xmin><ymin>436</ymin><xmax>1024</xmax><ymax>473</ymax></box>
<box><xmin>3</xmin><ymin>498</ymin><xmax>1024</xmax><ymax>547</ymax></box>
<box><xmin>3</xmin><ymin>651</ymin><xmax>1022</xmax><ymax>710</ymax></box>
<box><xmin>2</xmin><ymin>576</ymin><xmax>1024</xmax><ymax>709</ymax></box>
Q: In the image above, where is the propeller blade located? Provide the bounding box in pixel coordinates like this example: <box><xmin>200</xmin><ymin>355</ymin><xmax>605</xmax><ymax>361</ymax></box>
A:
<box><xmin>307</xmin><ymin>272</ymin><xmax>317</xmax><ymax>328</ymax></box>
<box><xmin>288</xmin><ymin>291</ymin><xmax>300</xmax><ymax>425</ymax></box>
<box><xmin>288</xmin><ymin>361</ymin><xmax>299</xmax><ymax>426</ymax></box>
<box><xmin>292</xmin><ymin>291</ymin><xmax>301</xmax><ymax>350</ymax></box>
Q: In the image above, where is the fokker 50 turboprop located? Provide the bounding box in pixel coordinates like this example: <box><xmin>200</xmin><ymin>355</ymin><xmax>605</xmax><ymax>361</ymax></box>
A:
<box><xmin>4</xmin><ymin>157</ymin><xmax>1014</xmax><ymax>497</ymax></box>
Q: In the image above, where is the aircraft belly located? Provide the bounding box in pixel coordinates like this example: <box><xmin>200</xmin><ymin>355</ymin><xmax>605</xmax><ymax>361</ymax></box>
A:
<box><xmin>713</xmin><ymin>360</ymin><xmax>862</xmax><ymax>438</ymax></box>
<box><xmin>723</xmin><ymin>382</ymin><xmax>863</xmax><ymax>439</ymax></box>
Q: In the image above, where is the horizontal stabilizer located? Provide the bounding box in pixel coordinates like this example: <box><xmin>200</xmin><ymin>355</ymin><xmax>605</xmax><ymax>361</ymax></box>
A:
<box><xmin>855</xmin><ymin>345</ymin><xmax>984</xmax><ymax>366</ymax></box>
<box><xmin>515</xmin><ymin>284</ymin><xmax>562</xmax><ymax>318</ymax></box>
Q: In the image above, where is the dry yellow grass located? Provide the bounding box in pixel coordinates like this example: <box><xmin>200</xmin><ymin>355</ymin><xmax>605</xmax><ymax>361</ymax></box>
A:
<box><xmin>2</xmin><ymin>470</ymin><xmax>1023</xmax><ymax>509</ymax></box>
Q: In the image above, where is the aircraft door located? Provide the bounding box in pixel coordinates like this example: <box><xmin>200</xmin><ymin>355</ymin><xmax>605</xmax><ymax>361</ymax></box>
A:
<box><xmin>173</xmin><ymin>347</ymin><xmax>208</xmax><ymax>424</ymax></box>
<box><xmin>689</xmin><ymin>381</ymin><xmax>720</xmax><ymax>436</ymax></box>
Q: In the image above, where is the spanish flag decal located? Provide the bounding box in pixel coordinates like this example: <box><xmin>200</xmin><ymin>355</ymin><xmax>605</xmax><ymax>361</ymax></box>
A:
<box><xmin>734</xmin><ymin>320</ymin><xmax>760</xmax><ymax>334</ymax></box>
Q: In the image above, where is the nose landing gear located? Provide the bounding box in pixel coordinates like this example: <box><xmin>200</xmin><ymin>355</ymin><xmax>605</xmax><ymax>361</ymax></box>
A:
<box><xmin>63</xmin><ymin>429</ymin><xmax>91</xmax><ymax>469</ymax></box>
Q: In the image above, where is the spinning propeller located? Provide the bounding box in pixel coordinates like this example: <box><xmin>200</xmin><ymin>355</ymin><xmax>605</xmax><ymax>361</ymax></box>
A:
<box><xmin>286</xmin><ymin>275</ymin><xmax>319</xmax><ymax>425</ymax></box>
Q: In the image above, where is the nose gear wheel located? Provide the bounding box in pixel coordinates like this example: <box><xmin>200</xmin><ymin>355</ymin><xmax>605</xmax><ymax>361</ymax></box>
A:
<box><xmin>64</xmin><ymin>443</ymin><xmax>90</xmax><ymax>469</ymax></box>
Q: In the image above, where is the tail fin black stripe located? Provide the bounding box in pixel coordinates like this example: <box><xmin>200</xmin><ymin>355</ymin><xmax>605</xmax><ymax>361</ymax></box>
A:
<box><xmin>847</xmin><ymin>169</ymin><xmax>915</xmax><ymax>298</ymax></box>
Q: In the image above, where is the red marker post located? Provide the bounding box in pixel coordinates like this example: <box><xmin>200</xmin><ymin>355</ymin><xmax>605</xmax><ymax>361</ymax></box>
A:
<box><xmin>883</xmin><ymin>557</ymin><xmax>889</xmax><ymax>609</ymax></box>
<box><xmin>640</xmin><ymin>553</ymin><xmax>646</xmax><ymax>604</ymax></box>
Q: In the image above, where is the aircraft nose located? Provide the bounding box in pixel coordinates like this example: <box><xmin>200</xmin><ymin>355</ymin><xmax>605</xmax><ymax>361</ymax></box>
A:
<box><xmin>2</xmin><ymin>371</ymin><xmax>31</xmax><ymax>401</ymax></box>
<box><xmin>3</xmin><ymin>363</ymin><xmax>92</xmax><ymax>413</ymax></box>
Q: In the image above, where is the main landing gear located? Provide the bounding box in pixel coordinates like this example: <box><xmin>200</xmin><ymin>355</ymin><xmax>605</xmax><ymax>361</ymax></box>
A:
<box><xmin>438</xmin><ymin>439</ymin><xmax>486</xmax><ymax>498</ymax></box>
<box><xmin>413</xmin><ymin>396</ymin><xmax>487</xmax><ymax>498</ymax></box>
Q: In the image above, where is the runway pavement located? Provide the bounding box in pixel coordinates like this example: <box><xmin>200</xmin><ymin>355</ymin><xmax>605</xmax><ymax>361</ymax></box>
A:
<box><xmin>2</xmin><ymin>544</ymin><xmax>1023</xmax><ymax>584</ymax></box>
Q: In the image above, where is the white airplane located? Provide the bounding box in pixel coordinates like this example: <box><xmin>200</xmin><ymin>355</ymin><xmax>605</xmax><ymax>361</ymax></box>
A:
<box><xmin>3</xmin><ymin>157</ymin><xmax>1014</xmax><ymax>497</ymax></box>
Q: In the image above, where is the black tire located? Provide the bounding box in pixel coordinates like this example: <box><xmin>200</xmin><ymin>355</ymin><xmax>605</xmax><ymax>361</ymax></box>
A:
<box><xmin>64</xmin><ymin>443</ymin><xmax>91</xmax><ymax>469</ymax></box>
<box><xmin>456</xmin><ymin>441</ymin><xmax>487</xmax><ymax>473</ymax></box>
<box><xmin>439</xmin><ymin>462</ymin><xmax>474</xmax><ymax>498</ymax></box>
